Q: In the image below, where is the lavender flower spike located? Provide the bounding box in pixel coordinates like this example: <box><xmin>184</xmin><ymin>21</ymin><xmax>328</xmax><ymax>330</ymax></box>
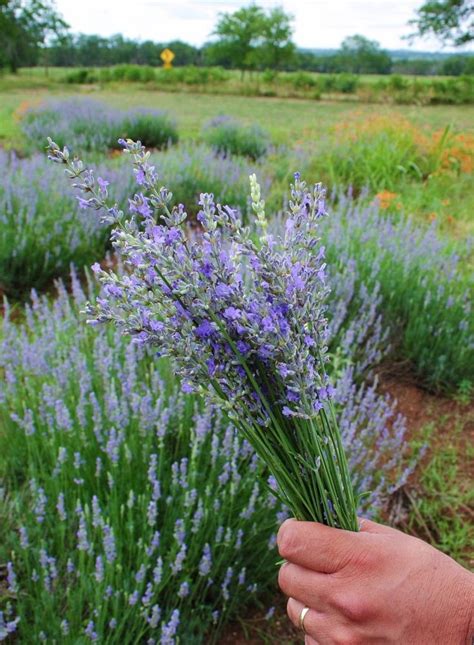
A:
<box><xmin>47</xmin><ymin>138</ymin><xmax>359</xmax><ymax>530</ymax></box>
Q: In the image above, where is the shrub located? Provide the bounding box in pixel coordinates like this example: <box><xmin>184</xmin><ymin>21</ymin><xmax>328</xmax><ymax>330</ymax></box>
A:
<box><xmin>317</xmin><ymin>74</ymin><xmax>336</xmax><ymax>92</ymax></box>
<box><xmin>430</xmin><ymin>75</ymin><xmax>474</xmax><ymax>105</ymax></box>
<box><xmin>308</xmin><ymin>114</ymin><xmax>467</xmax><ymax>194</ymax></box>
<box><xmin>0</xmin><ymin>266</ymin><xmax>412</xmax><ymax>641</ymax></box>
<box><xmin>21</xmin><ymin>99</ymin><xmax>178</xmax><ymax>153</ymax></box>
<box><xmin>0</xmin><ymin>152</ymin><xmax>132</xmax><ymax>296</ymax></box>
<box><xmin>388</xmin><ymin>74</ymin><xmax>410</xmax><ymax>91</ymax></box>
<box><xmin>116</xmin><ymin>109</ymin><xmax>178</xmax><ymax>149</ymax></box>
<box><xmin>288</xmin><ymin>71</ymin><xmax>318</xmax><ymax>91</ymax></box>
<box><xmin>151</xmin><ymin>143</ymin><xmax>271</xmax><ymax>217</ymax></box>
<box><xmin>63</xmin><ymin>68</ymin><xmax>97</xmax><ymax>84</ymax></box>
<box><xmin>323</xmin><ymin>196</ymin><xmax>474</xmax><ymax>391</ymax></box>
<box><xmin>154</xmin><ymin>66</ymin><xmax>230</xmax><ymax>87</ymax></box>
<box><xmin>202</xmin><ymin>116</ymin><xmax>270</xmax><ymax>160</ymax></box>
<box><xmin>110</xmin><ymin>64</ymin><xmax>156</xmax><ymax>83</ymax></box>
<box><xmin>334</xmin><ymin>73</ymin><xmax>359</xmax><ymax>94</ymax></box>
<box><xmin>261</xmin><ymin>69</ymin><xmax>277</xmax><ymax>83</ymax></box>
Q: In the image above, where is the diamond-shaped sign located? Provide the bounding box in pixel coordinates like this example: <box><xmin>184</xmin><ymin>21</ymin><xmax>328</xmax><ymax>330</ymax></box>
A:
<box><xmin>160</xmin><ymin>48</ymin><xmax>175</xmax><ymax>69</ymax></box>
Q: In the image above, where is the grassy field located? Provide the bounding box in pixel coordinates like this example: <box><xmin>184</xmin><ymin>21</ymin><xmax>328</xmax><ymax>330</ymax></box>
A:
<box><xmin>1</xmin><ymin>85</ymin><xmax>473</xmax><ymax>148</ymax></box>
<box><xmin>2</xmin><ymin>83</ymin><xmax>473</xmax><ymax>237</ymax></box>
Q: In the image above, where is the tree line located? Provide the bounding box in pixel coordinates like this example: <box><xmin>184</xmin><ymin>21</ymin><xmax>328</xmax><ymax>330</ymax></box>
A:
<box><xmin>1</xmin><ymin>0</ymin><xmax>473</xmax><ymax>75</ymax></box>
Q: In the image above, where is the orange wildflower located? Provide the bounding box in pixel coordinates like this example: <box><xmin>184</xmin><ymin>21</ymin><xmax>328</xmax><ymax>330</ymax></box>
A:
<box><xmin>375</xmin><ymin>190</ymin><xmax>399</xmax><ymax>210</ymax></box>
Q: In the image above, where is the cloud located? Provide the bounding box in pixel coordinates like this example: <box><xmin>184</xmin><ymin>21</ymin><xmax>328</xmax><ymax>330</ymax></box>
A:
<box><xmin>54</xmin><ymin>0</ymin><xmax>473</xmax><ymax>51</ymax></box>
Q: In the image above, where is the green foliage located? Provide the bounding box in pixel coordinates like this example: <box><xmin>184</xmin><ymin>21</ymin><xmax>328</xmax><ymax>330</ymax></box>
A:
<box><xmin>37</xmin><ymin>63</ymin><xmax>474</xmax><ymax>105</ymax></box>
<box><xmin>408</xmin><ymin>0</ymin><xmax>474</xmax><ymax>47</ymax></box>
<box><xmin>442</xmin><ymin>53</ymin><xmax>474</xmax><ymax>75</ymax></box>
<box><xmin>0</xmin><ymin>0</ymin><xmax>68</xmax><ymax>72</ymax></box>
<box><xmin>288</xmin><ymin>71</ymin><xmax>318</xmax><ymax>90</ymax></box>
<box><xmin>408</xmin><ymin>422</ymin><xmax>474</xmax><ymax>565</ymax></box>
<box><xmin>149</xmin><ymin>143</ymin><xmax>266</xmax><ymax>217</ymax></box>
<box><xmin>21</xmin><ymin>99</ymin><xmax>178</xmax><ymax>154</ymax></box>
<box><xmin>336</xmin><ymin>35</ymin><xmax>392</xmax><ymax>74</ymax></box>
<box><xmin>203</xmin><ymin>116</ymin><xmax>270</xmax><ymax>159</ymax></box>
<box><xmin>429</xmin><ymin>75</ymin><xmax>474</xmax><ymax>104</ymax></box>
<box><xmin>111</xmin><ymin>63</ymin><xmax>156</xmax><ymax>83</ymax></box>
<box><xmin>48</xmin><ymin>34</ymin><xmax>201</xmax><ymax>68</ymax></box>
<box><xmin>0</xmin><ymin>153</ymin><xmax>132</xmax><ymax>297</ymax></box>
<box><xmin>212</xmin><ymin>4</ymin><xmax>295</xmax><ymax>73</ymax></box>
<box><xmin>0</xmin><ymin>283</ymin><xmax>282</xmax><ymax>641</ymax></box>
<box><xmin>63</xmin><ymin>67</ymin><xmax>97</xmax><ymax>84</ymax></box>
<box><xmin>117</xmin><ymin>110</ymin><xmax>178</xmax><ymax>149</ymax></box>
<box><xmin>155</xmin><ymin>65</ymin><xmax>230</xmax><ymax>86</ymax></box>
<box><xmin>322</xmin><ymin>203</ymin><xmax>474</xmax><ymax>391</ymax></box>
<box><xmin>258</xmin><ymin>7</ymin><xmax>296</xmax><ymax>70</ymax></box>
<box><xmin>62</xmin><ymin>65</ymin><xmax>233</xmax><ymax>87</ymax></box>
<box><xmin>333</xmin><ymin>73</ymin><xmax>359</xmax><ymax>93</ymax></box>
<box><xmin>304</xmin><ymin>115</ymin><xmax>471</xmax><ymax>196</ymax></box>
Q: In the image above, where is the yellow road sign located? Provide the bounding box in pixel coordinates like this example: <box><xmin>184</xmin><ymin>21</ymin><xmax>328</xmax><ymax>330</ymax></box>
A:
<box><xmin>160</xmin><ymin>48</ymin><xmax>175</xmax><ymax>69</ymax></box>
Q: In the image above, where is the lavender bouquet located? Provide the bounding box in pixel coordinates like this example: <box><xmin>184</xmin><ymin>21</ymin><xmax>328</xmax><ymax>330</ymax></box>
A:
<box><xmin>47</xmin><ymin>137</ymin><xmax>359</xmax><ymax>531</ymax></box>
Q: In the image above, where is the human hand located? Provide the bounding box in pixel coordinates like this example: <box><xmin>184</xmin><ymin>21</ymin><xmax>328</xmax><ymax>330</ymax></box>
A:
<box><xmin>277</xmin><ymin>518</ymin><xmax>474</xmax><ymax>644</ymax></box>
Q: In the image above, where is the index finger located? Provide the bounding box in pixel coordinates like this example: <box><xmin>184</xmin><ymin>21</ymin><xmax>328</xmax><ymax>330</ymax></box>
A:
<box><xmin>277</xmin><ymin>519</ymin><xmax>372</xmax><ymax>573</ymax></box>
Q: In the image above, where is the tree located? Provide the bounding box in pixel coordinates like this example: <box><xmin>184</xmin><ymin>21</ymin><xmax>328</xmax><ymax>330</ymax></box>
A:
<box><xmin>74</xmin><ymin>34</ymin><xmax>111</xmax><ymax>67</ymax></box>
<box><xmin>336</xmin><ymin>35</ymin><xmax>392</xmax><ymax>74</ymax></box>
<box><xmin>165</xmin><ymin>40</ymin><xmax>201</xmax><ymax>66</ymax></box>
<box><xmin>0</xmin><ymin>0</ymin><xmax>68</xmax><ymax>71</ymax></box>
<box><xmin>212</xmin><ymin>4</ymin><xmax>266</xmax><ymax>76</ymax></box>
<box><xmin>212</xmin><ymin>4</ymin><xmax>295</xmax><ymax>75</ymax></box>
<box><xmin>408</xmin><ymin>0</ymin><xmax>473</xmax><ymax>47</ymax></box>
<box><xmin>260</xmin><ymin>7</ymin><xmax>295</xmax><ymax>70</ymax></box>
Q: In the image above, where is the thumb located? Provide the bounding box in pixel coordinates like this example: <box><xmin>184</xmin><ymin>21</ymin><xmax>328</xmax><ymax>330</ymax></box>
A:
<box><xmin>358</xmin><ymin>517</ymin><xmax>399</xmax><ymax>535</ymax></box>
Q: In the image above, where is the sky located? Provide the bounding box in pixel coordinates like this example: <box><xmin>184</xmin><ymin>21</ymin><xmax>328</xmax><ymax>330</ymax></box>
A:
<box><xmin>54</xmin><ymin>0</ymin><xmax>473</xmax><ymax>53</ymax></box>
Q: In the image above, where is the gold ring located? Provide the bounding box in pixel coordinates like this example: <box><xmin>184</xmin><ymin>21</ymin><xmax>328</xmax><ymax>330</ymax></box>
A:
<box><xmin>299</xmin><ymin>606</ymin><xmax>310</xmax><ymax>633</ymax></box>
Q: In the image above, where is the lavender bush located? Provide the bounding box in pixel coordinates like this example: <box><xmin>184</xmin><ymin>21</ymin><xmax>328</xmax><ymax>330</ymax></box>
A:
<box><xmin>0</xmin><ymin>263</ymin><xmax>412</xmax><ymax>642</ymax></box>
<box><xmin>0</xmin><ymin>270</ymin><xmax>286</xmax><ymax>643</ymax></box>
<box><xmin>0</xmin><ymin>143</ymin><xmax>268</xmax><ymax>296</ymax></box>
<box><xmin>202</xmin><ymin>116</ymin><xmax>270</xmax><ymax>160</ymax></box>
<box><xmin>323</xmin><ymin>194</ymin><xmax>474</xmax><ymax>391</ymax></box>
<box><xmin>21</xmin><ymin>99</ymin><xmax>178</xmax><ymax>154</ymax></box>
<box><xmin>0</xmin><ymin>151</ymin><xmax>132</xmax><ymax>296</ymax></box>
<box><xmin>149</xmin><ymin>143</ymin><xmax>271</xmax><ymax>219</ymax></box>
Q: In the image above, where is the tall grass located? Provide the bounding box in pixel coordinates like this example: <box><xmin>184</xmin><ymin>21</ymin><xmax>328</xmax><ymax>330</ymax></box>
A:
<box><xmin>202</xmin><ymin>116</ymin><xmax>270</xmax><ymax>160</ymax></box>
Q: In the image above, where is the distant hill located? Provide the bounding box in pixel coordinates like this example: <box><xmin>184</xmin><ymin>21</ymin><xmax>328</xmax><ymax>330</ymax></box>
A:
<box><xmin>300</xmin><ymin>48</ymin><xmax>473</xmax><ymax>60</ymax></box>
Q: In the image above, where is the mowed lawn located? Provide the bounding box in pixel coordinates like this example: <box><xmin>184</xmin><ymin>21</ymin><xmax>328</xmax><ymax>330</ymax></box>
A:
<box><xmin>1</xmin><ymin>85</ymin><xmax>473</xmax><ymax>149</ymax></box>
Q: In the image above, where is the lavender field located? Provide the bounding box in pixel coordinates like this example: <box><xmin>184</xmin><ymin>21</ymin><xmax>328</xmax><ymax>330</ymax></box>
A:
<box><xmin>0</xmin><ymin>88</ymin><xmax>473</xmax><ymax>644</ymax></box>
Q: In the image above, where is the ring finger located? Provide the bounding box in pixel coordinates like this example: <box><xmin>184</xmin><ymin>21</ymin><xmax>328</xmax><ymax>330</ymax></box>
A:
<box><xmin>287</xmin><ymin>597</ymin><xmax>332</xmax><ymax>644</ymax></box>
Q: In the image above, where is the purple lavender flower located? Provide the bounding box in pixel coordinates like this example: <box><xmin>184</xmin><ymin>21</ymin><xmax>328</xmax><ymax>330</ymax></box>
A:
<box><xmin>161</xmin><ymin>609</ymin><xmax>180</xmax><ymax>645</ymax></box>
<box><xmin>198</xmin><ymin>544</ymin><xmax>212</xmax><ymax>576</ymax></box>
<box><xmin>84</xmin><ymin>620</ymin><xmax>98</xmax><ymax>641</ymax></box>
<box><xmin>0</xmin><ymin>612</ymin><xmax>19</xmax><ymax>640</ymax></box>
<box><xmin>170</xmin><ymin>545</ymin><xmax>187</xmax><ymax>575</ymax></box>
<box><xmin>19</xmin><ymin>526</ymin><xmax>29</xmax><ymax>549</ymax></box>
<box><xmin>102</xmin><ymin>524</ymin><xmax>116</xmax><ymax>563</ymax></box>
<box><xmin>149</xmin><ymin>605</ymin><xmax>161</xmax><ymax>629</ymax></box>
<box><xmin>94</xmin><ymin>556</ymin><xmax>104</xmax><ymax>583</ymax></box>
<box><xmin>178</xmin><ymin>581</ymin><xmax>190</xmax><ymax>598</ymax></box>
<box><xmin>7</xmin><ymin>562</ymin><xmax>18</xmax><ymax>594</ymax></box>
<box><xmin>49</xmin><ymin>138</ymin><xmax>360</xmax><ymax>527</ymax></box>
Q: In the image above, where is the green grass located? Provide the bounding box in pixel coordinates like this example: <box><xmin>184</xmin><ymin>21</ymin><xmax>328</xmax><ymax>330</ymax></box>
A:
<box><xmin>0</xmin><ymin>83</ymin><xmax>473</xmax><ymax>149</ymax></box>
<box><xmin>408</xmin><ymin>420</ymin><xmax>474</xmax><ymax>566</ymax></box>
